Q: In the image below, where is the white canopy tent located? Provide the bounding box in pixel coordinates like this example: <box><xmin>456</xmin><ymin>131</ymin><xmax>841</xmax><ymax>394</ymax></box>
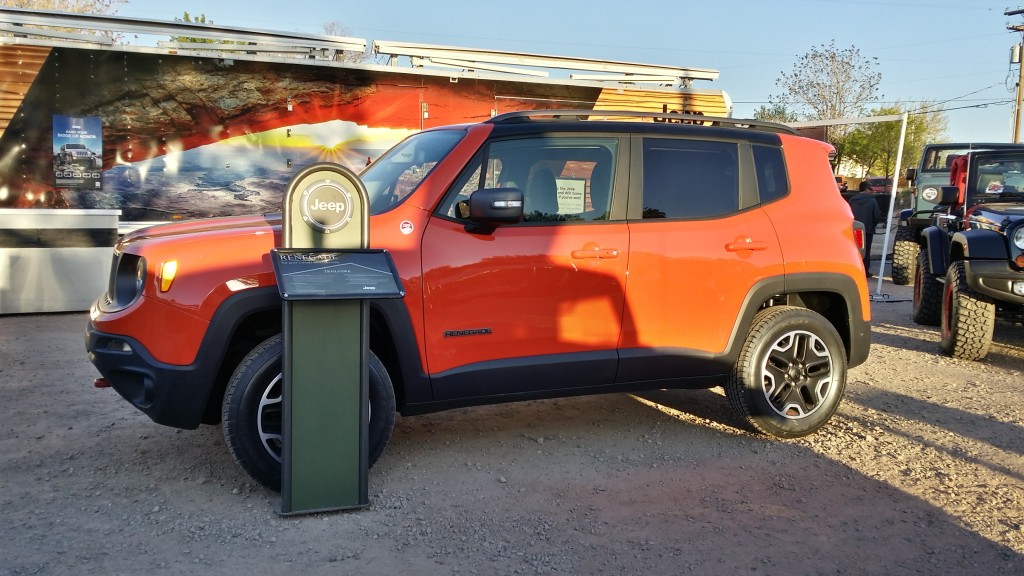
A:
<box><xmin>787</xmin><ymin>113</ymin><xmax>910</xmax><ymax>300</ymax></box>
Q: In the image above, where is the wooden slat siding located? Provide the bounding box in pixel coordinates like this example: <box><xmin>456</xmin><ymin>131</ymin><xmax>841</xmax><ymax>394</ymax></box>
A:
<box><xmin>0</xmin><ymin>45</ymin><xmax>50</xmax><ymax>135</ymax></box>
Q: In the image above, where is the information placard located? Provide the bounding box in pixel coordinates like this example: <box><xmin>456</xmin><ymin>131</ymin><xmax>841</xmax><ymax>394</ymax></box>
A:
<box><xmin>271</xmin><ymin>249</ymin><xmax>404</xmax><ymax>300</ymax></box>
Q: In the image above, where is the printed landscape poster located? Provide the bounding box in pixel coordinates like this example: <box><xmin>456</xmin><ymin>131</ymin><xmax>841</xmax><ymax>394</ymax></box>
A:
<box><xmin>53</xmin><ymin>115</ymin><xmax>103</xmax><ymax>190</ymax></box>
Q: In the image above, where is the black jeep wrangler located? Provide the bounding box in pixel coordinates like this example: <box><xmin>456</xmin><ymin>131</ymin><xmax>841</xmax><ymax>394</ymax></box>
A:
<box><xmin>893</xmin><ymin>143</ymin><xmax>1024</xmax><ymax>285</ymax></box>
<box><xmin>911</xmin><ymin>149</ymin><xmax>1024</xmax><ymax>360</ymax></box>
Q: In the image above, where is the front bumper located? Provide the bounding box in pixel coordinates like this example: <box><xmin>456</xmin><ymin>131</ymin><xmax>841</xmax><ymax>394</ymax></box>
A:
<box><xmin>86</xmin><ymin>325</ymin><xmax>215</xmax><ymax>429</ymax></box>
<box><xmin>964</xmin><ymin>260</ymin><xmax>1024</xmax><ymax>306</ymax></box>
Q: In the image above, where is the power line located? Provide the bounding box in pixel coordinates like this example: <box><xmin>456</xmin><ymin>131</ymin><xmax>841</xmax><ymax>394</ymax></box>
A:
<box><xmin>916</xmin><ymin>83</ymin><xmax>1005</xmax><ymax>111</ymax></box>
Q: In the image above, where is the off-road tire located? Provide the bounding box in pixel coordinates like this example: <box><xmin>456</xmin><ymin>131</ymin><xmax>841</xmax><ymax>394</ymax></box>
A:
<box><xmin>222</xmin><ymin>334</ymin><xmax>396</xmax><ymax>491</ymax></box>
<box><xmin>912</xmin><ymin>246</ymin><xmax>942</xmax><ymax>326</ymax></box>
<box><xmin>726</xmin><ymin>306</ymin><xmax>847</xmax><ymax>438</ymax></box>
<box><xmin>940</xmin><ymin>261</ymin><xmax>995</xmax><ymax>361</ymax></box>
<box><xmin>891</xmin><ymin>226</ymin><xmax>918</xmax><ymax>286</ymax></box>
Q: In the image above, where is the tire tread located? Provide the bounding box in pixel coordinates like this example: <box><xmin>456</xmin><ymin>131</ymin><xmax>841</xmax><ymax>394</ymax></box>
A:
<box><xmin>941</xmin><ymin>261</ymin><xmax>995</xmax><ymax>360</ymax></box>
<box><xmin>726</xmin><ymin>306</ymin><xmax>846</xmax><ymax>439</ymax></box>
<box><xmin>891</xmin><ymin>226</ymin><xmax>918</xmax><ymax>286</ymax></box>
<box><xmin>912</xmin><ymin>247</ymin><xmax>942</xmax><ymax>326</ymax></box>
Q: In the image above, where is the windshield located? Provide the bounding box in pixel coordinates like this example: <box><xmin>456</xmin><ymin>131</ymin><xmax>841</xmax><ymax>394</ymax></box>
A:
<box><xmin>922</xmin><ymin>146</ymin><xmax>985</xmax><ymax>173</ymax></box>
<box><xmin>970</xmin><ymin>156</ymin><xmax>1024</xmax><ymax>203</ymax></box>
<box><xmin>360</xmin><ymin>129</ymin><xmax>466</xmax><ymax>214</ymax></box>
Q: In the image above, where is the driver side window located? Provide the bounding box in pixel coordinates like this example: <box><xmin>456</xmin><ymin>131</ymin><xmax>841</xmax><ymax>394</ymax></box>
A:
<box><xmin>437</xmin><ymin>137</ymin><xmax>618</xmax><ymax>223</ymax></box>
<box><xmin>441</xmin><ymin>157</ymin><xmax>504</xmax><ymax>219</ymax></box>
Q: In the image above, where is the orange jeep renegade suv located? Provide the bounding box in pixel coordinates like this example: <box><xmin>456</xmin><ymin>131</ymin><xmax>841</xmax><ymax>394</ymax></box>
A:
<box><xmin>86</xmin><ymin>110</ymin><xmax>872</xmax><ymax>490</ymax></box>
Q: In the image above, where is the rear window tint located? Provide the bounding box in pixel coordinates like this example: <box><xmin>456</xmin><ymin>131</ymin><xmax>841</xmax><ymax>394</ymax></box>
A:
<box><xmin>752</xmin><ymin>145</ymin><xmax>788</xmax><ymax>203</ymax></box>
<box><xmin>641</xmin><ymin>139</ymin><xmax>739</xmax><ymax>219</ymax></box>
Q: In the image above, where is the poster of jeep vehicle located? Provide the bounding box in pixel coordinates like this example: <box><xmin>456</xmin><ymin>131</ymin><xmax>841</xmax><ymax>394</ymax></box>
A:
<box><xmin>52</xmin><ymin>115</ymin><xmax>102</xmax><ymax>190</ymax></box>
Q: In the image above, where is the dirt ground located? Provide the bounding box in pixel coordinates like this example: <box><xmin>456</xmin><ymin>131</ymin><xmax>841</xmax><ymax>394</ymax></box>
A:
<box><xmin>2</xmin><ymin>273</ymin><xmax>1023</xmax><ymax>575</ymax></box>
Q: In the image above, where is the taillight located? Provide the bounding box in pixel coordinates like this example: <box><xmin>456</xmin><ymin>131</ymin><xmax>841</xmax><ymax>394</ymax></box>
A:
<box><xmin>853</xmin><ymin>227</ymin><xmax>865</xmax><ymax>250</ymax></box>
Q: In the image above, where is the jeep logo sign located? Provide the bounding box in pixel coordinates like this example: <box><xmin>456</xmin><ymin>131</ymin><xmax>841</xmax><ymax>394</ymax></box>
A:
<box><xmin>299</xmin><ymin>179</ymin><xmax>354</xmax><ymax>234</ymax></box>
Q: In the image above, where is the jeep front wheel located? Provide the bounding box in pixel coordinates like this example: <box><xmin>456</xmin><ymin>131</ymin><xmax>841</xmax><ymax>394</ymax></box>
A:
<box><xmin>891</xmin><ymin>226</ymin><xmax>918</xmax><ymax>285</ymax></box>
<box><xmin>940</xmin><ymin>261</ymin><xmax>995</xmax><ymax>361</ymax></box>
<box><xmin>912</xmin><ymin>246</ymin><xmax>942</xmax><ymax>326</ymax></box>
<box><xmin>222</xmin><ymin>334</ymin><xmax>396</xmax><ymax>491</ymax></box>
<box><xmin>726</xmin><ymin>306</ymin><xmax>847</xmax><ymax>438</ymax></box>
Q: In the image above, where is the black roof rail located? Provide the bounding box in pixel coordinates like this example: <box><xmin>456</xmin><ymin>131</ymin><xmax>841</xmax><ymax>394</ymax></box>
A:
<box><xmin>487</xmin><ymin>109</ymin><xmax>797</xmax><ymax>135</ymax></box>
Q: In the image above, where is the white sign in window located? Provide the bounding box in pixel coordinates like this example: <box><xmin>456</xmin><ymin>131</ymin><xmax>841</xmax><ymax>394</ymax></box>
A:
<box><xmin>555</xmin><ymin>178</ymin><xmax>586</xmax><ymax>214</ymax></box>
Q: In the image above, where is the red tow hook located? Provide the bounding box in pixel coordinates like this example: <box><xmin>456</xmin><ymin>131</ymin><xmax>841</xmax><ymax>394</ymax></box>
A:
<box><xmin>93</xmin><ymin>378</ymin><xmax>111</xmax><ymax>389</ymax></box>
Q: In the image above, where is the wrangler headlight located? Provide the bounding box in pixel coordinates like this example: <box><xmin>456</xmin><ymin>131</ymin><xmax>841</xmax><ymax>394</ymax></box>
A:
<box><xmin>1014</xmin><ymin>226</ymin><xmax>1024</xmax><ymax>250</ymax></box>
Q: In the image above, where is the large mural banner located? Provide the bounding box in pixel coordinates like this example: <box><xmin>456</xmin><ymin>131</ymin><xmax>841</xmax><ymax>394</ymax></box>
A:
<box><xmin>0</xmin><ymin>45</ymin><xmax>730</xmax><ymax>222</ymax></box>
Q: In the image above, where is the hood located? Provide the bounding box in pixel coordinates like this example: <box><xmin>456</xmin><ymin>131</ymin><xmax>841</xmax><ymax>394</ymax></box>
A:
<box><xmin>972</xmin><ymin>202</ymin><xmax>1024</xmax><ymax>219</ymax></box>
<box><xmin>121</xmin><ymin>213</ymin><xmax>283</xmax><ymax>245</ymax></box>
<box><xmin>969</xmin><ymin>203</ymin><xmax>1024</xmax><ymax>233</ymax></box>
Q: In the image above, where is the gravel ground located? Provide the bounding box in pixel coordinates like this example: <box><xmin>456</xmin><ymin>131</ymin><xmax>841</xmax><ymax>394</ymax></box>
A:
<box><xmin>1</xmin><ymin>274</ymin><xmax>1023</xmax><ymax>576</ymax></box>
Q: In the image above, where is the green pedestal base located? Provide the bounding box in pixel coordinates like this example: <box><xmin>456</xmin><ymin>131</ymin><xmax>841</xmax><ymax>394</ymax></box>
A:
<box><xmin>278</xmin><ymin>299</ymin><xmax>368</xmax><ymax>515</ymax></box>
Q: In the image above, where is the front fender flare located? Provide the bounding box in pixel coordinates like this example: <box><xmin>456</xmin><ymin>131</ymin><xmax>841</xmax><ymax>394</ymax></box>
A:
<box><xmin>919</xmin><ymin>226</ymin><xmax>950</xmax><ymax>275</ymax></box>
<box><xmin>951</xmin><ymin>229</ymin><xmax>1010</xmax><ymax>261</ymax></box>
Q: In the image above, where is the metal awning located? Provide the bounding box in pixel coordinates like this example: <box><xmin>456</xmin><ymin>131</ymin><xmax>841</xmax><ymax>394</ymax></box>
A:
<box><xmin>0</xmin><ymin>7</ymin><xmax>366</xmax><ymax>54</ymax></box>
<box><xmin>373</xmin><ymin>40</ymin><xmax>719</xmax><ymax>87</ymax></box>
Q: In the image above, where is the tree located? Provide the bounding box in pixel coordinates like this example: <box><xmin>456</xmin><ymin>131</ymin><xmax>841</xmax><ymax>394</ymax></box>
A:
<box><xmin>843</xmin><ymin>103</ymin><xmax>948</xmax><ymax>181</ymax></box>
<box><xmin>322</xmin><ymin>20</ymin><xmax>368</xmax><ymax>63</ymax></box>
<box><xmin>0</xmin><ymin>0</ymin><xmax>126</xmax><ymax>40</ymax></box>
<box><xmin>770</xmin><ymin>41</ymin><xmax>882</xmax><ymax>142</ymax></box>
<box><xmin>752</xmin><ymin>103</ymin><xmax>799</xmax><ymax>124</ymax></box>
<box><xmin>170</xmin><ymin>12</ymin><xmax>222</xmax><ymax>44</ymax></box>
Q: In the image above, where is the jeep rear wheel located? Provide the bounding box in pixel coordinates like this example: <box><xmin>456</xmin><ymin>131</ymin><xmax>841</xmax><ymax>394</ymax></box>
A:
<box><xmin>912</xmin><ymin>246</ymin><xmax>942</xmax><ymax>326</ymax></box>
<box><xmin>891</xmin><ymin>226</ymin><xmax>918</xmax><ymax>286</ymax></box>
<box><xmin>222</xmin><ymin>334</ymin><xmax>396</xmax><ymax>491</ymax></box>
<box><xmin>726</xmin><ymin>306</ymin><xmax>847</xmax><ymax>438</ymax></box>
<box><xmin>940</xmin><ymin>261</ymin><xmax>995</xmax><ymax>361</ymax></box>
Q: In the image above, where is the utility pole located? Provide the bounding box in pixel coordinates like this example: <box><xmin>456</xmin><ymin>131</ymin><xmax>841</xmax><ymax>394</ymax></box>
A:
<box><xmin>1007</xmin><ymin>8</ymin><xmax>1024</xmax><ymax>142</ymax></box>
<box><xmin>1014</xmin><ymin>43</ymin><xmax>1023</xmax><ymax>143</ymax></box>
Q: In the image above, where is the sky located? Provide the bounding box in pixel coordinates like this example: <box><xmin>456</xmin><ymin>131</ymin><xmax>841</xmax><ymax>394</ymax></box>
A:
<box><xmin>112</xmin><ymin>0</ymin><xmax>1024</xmax><ymax>143</ymax></box>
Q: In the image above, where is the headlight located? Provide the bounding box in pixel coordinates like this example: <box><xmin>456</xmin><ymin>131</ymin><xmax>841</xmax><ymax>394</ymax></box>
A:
<box><xmin>135</xmin><ymin>257</ymin><xmax>146</xmax><ymax>294</ymax></box>
<box><xmin>1012</xmin><ymin>226</ymin><xmax>1024</xmax><ymax>250</ymax></box>
<box><xmin>109</xmin><ymin>254</ymin><xmax>146</xmax><ymax>309</ymax></box>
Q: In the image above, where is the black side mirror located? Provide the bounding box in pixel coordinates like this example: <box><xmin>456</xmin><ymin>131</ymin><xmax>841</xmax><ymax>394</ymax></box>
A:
<box><xmin>937</xmin><ymin>186</ymin><xmax>960</xmax><ymax>207</ymax></box>
<box><xmin>465</xmin><ymin>188</ymin><xmax>524</xmax><ymax>234</ymax></box>
<box><xmin>905</xmin><ymin>167</ymin><xmax>917</xmax><ymax>184</ymax></box>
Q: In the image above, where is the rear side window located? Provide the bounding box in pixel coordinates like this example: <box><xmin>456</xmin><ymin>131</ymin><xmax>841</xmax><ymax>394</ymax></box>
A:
<box><xmin>751</xmin><ymin>144</ymin><xmax>788</xmax><ymax>204</ymax></box>
<box><xmin>641</xmin><ymin>139</ymin><xmax>739</xmax><ymax>219</ymax></box>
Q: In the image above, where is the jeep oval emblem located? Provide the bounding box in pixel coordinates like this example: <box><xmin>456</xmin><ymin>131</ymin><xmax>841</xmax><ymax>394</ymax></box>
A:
<box><xmin>299</xmin><ymin>179</ymin><xmax>354</xmax><ymax>234</ymax></box>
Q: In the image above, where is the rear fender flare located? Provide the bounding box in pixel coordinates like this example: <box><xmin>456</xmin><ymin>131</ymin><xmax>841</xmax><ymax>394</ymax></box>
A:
<box><xmin>726</xmin><ymin>273</ymin><xmax>870</xmax><ymax>369</ymax></box>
